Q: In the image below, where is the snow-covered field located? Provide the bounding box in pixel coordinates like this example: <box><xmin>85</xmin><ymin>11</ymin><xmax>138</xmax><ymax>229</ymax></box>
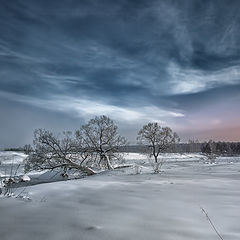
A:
<box><xmin>0</xmin><ymin>152</ymin><xmax>240</xmax><ymax>240</ymax></box>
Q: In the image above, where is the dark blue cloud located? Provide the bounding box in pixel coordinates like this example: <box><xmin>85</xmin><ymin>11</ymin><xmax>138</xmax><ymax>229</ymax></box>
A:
<box><xmin>1</xmin><ymin>0</ymin><xmax>240</xmax><ymax>147</ymax></box>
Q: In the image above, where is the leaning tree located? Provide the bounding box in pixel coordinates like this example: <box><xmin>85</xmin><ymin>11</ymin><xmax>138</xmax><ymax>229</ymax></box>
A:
<box><xmin>25</xmin><ymin>129</ymin><xmax>95</xmax><ymax>175</ymax></box>
<box><xmin>137</xmin><ymin>122</ymin><xmax>180</xmax><ymax>173</ymax></box>
<box><xmin>77</xmin><ymin>115</ymin><xmax>127</xmax><ymax>170</ymax></box>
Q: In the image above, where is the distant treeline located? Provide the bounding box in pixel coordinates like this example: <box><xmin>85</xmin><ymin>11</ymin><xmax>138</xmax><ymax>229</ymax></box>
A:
<box><xmin>119</xmin><ymin>141</ymin><xmax>240</xmax><ymax>154</ymax></box>
<box><xmin>118</xmin><ymin>143</ymin><xmax>201</xmax><ymax>153</ymax></box>
<box><xmin>3</xmin><ymin>147</ymin><xmax>24</xmax><ymax>152</ymax></box>
<box><xmin>3</xmin><ymin>141</ymin><xmax>240</xmax><ymax>155</ymax></box>
<box><xmin>200</xmin><ymin>141</ymin><xmax>240</xmax><ymax>155</ymax></box>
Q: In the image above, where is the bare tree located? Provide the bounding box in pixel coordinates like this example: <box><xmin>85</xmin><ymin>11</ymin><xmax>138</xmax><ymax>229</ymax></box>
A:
<box><xmin>77</xmin><ymin>115</ymin><xmax>127</xmax><ymax>170</ymax></box>
<box><xmin>24</xmin><ymin>116</ymin><xmax>127</xmax><ymax>176</ymax></box>
<box><xmin>137</xmin><ymin>122</ymin><xmax>180</xmax><ymax>173</ymax></box>
<box><xmin>24</xmin><ymin>129</ymin><xmax>95</xmax><ymax>175</ymax></box>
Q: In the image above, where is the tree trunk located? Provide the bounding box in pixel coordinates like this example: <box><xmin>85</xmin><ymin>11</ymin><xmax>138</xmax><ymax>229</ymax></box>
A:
<box><xmin>65</xmin><ymin>158</ymin><xmax>95</xmax><ymax>175</ymax></box>
<box><xmin>154</xmin><ymin>155</ymin><xmax>158</xmax><ymax>163</ymax></box>
<box><xmin>104</xmin><ymin>154</ymin><xmax>114</xmax><ymax>170</ymax></box>
<box><xmin>79</xmin><ymin>166</ymin><xmax>95</xmax><ymax>175</ymax></box>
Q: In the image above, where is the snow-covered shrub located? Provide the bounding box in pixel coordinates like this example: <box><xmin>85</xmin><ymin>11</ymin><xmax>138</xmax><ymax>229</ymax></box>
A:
<box><xmin>148</xmin><ymin>157</ymin><xmax>164</xmax><ymax>173</ymax></box>
<box><xmin>134</xmin><ymin>164</ymin><xmax>142</xmax><ymax>174</ymax></box>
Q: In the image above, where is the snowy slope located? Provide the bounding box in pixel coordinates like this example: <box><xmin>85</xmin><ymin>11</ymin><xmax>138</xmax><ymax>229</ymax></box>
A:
<box><xmin>0</xmin><ymin>156</ymin><xmax>240</xmax><ymax>240</ymax></box>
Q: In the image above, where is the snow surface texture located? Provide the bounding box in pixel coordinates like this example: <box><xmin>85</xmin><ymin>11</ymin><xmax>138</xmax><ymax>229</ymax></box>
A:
<box><xmin>0</xmin><ymin>151</ymin><xmax>27</xmax><ymax>178</ymax></box>
<box><xmin>0</xmin><ymin>152</ymin><xmax>240</xmax><ymax>240</ymax></box>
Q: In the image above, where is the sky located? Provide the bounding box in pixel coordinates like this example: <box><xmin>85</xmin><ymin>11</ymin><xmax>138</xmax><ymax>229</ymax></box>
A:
<box><xmin>1</xmin><ymin>0</ymin><xmax>240</xmax><ymax>148</ymax></box>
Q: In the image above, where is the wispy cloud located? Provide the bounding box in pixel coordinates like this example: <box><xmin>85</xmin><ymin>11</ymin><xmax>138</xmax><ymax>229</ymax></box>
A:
<box><xmin>167</xmin><ymin>62</ymin><xmax>240</xmax><ymax>94</ymax></box>
<box><xmin>0</xmin><ymin>90</ymin><xmax>184</xmax><ymax>125</ymax></box>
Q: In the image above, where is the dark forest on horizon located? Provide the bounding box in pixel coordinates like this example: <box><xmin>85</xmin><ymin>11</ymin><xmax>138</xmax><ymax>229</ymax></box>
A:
<box><xmin>3</xmin><ymin>141</ymin><xmax>240</xmax><ymax>155</ymax></box>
